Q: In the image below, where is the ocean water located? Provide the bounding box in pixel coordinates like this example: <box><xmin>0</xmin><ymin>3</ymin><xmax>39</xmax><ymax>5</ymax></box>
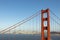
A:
<box><xmin>0</xmin><ymin>34</ymin><xmax>60</xmax><ymax>40</ymax></box>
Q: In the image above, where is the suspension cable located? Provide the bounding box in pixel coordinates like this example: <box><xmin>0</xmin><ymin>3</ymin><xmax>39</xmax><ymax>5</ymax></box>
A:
<box><xmin>50</xmin><ymin>9</ymin><xmax>60</xmax><ymax>20</ymax></box>
<box><xmin>0</xmin><ymin>10</ymin><xmax>41</xmax><ymax>33</ymax></box>
<box><xmin>50</xmin><ymin>16</ymin><xmax>60</xmax><ymax>25</ymax></box>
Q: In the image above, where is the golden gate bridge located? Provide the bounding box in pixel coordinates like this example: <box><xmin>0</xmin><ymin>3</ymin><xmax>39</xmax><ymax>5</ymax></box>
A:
<box><xmin>0</xmin><ymin>8</ymin><xmax>60</xmax><ymax>40</ymax></box>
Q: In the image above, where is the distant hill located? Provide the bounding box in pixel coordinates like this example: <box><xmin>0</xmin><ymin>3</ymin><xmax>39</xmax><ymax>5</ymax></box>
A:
<box><xmin>51</xmin><ymin>32</ymin><xmax>60</xmax><ymax>34</ymax></box>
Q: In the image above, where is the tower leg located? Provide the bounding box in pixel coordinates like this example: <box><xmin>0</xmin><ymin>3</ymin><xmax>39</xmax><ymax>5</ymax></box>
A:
<box><xmin>41</xmin><ymin>9</ymin><xmax>50</xmax><ymax>40</ymax></box>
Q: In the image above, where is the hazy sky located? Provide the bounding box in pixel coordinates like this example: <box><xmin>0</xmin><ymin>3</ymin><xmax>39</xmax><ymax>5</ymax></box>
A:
<box><xmin>0</xmin><ymin>0</ymin><xmax>60</xmax><ymax>32</ymax></box>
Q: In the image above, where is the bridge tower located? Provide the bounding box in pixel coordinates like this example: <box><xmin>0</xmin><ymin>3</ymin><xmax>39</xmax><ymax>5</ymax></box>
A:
<box><xmin>41</xmin><ymin>9</ymin><xmax>50</xmax><ymax>40</ymax></box>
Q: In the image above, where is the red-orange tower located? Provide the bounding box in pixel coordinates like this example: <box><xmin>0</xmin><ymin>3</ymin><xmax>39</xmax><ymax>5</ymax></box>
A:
<box><xmin>41</xmin><ymin>9</ymin><xmax>50</xmax><ymax>40</ymax></box>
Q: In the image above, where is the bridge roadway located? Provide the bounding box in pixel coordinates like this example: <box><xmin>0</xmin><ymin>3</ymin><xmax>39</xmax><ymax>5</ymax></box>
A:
<box><xmin>1</xmin><ymin>30</ymin><xmax>60</xmax><ymax>35</ymax></box>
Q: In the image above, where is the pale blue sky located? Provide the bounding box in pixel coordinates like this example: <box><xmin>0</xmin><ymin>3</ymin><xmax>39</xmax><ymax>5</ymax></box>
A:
<box><xmin>0</xmin><ymin>0</ymin><xmax>60</xmax><ymax>32</ymax></box>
